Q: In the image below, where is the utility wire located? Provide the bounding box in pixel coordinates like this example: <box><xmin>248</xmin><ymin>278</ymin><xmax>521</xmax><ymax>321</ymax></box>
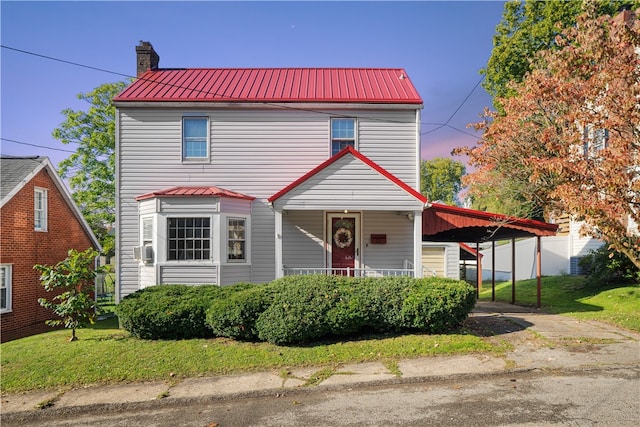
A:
<box><xmin>2</xmin><ymin>44</ymin><xmax>485</xmax><ymax>141</ymax></box>
<box><xmin>421</xmin><ymin>75</ymin><xmax>485</xmax><ymax>136</ymax></box>
<box><xmin>1</xmin><ymin>137</ymin><xmax>76</xmax><ymax>153</ymax></box>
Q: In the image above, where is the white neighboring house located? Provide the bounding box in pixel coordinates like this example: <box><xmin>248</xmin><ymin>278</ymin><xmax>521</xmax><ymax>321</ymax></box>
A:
<box><xmin>113</xmin><ymin>42</ymin><xmax>427</xmax><ymax>300</ymax></box>
<box><xmin>479</xmin><ymin>219</ymin><xmax>604</xmax><ymax>281</ymax></box>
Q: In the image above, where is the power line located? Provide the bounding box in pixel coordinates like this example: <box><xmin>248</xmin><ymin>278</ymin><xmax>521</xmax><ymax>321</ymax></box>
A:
<box><xmin>421</xmin><ymin>75</ymin><xmax>485</xmax><ymax>137</ymax></box>
<box><xmin>2</xmin><ymin>44</ymin><xmax>485</xmax><ymax>141</ymax></box>
<box><xmin>1</xmin><ymin>137</ymin><xmax>76</xmax><ymax>153</ymax></box>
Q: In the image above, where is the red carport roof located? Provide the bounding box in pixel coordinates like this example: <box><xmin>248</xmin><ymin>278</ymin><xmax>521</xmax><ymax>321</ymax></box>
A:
<box><xmin>135</xmin><ymin>186</ymin><xmax>255</xmax><ymax>201</ymax></box>
<box><xmin>113</xmin><ymin>68</ymin><xmax>423</xmax><ymax>104</ymax></box>
<box><xmin>422</xmin><ymin>203</ymin><xmax>558</xmax><ymax>243</ymax></box>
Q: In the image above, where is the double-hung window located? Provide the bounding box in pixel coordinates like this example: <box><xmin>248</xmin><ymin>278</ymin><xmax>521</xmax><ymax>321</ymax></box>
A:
<box><xmin>1</xmin><ymin>264</ymin><xmax>11</xmax><ymax>313</ymax></box>
<box><xmin>182</xmin><ymin>117</ymin><xmax>209</xmax><ymax>160</ymax></box>
<box><xmin>331</xmin><ymin>118</ymin><xmax>356</xmax><ymax>156</ymax></box>
<box><xmin>34</xmin><ymin>188</ymin><xmax>47</xmax><ymax>231</ymax></box>
<box><xmin>167</xmin><ymin>217</ymin><xmax>211</xmax><ymax>261</ymax></box>
<box><xmin>227</xmin><ymin>217</ymin><xmax>247</xmax><ymax>262</ymax></box>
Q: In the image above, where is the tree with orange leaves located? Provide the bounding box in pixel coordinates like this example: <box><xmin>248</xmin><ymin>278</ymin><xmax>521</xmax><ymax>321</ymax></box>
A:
<box><xmin>456</xmin><ymin>8</ymin><xmax>640</xmax><ymax>268</ymax></box>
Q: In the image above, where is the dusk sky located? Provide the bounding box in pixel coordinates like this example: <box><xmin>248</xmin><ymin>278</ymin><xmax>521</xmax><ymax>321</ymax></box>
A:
<box><xmin>1</xmin><ymin>0</ymin><xmax>506</xmax><ymax>170</ymax></box>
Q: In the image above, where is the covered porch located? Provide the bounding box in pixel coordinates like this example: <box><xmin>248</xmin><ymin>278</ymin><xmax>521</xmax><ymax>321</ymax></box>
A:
<box><xmin>267</xmin><ymin>147</ymin><xmax>427</xmax><ymax>278</ymax></box>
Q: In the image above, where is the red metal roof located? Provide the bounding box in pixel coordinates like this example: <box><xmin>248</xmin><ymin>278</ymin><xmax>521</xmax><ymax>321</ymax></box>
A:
<box><xmin>135</xmin><ymin>186</ymin><xmax>255</xmax><ymax>201</ymax></box>
<box><xmin>268</xmin><ymin>146</ymin><xmax>426</xmax><ymax>204</ymax></box>
<box><xmin>114</xmin><ymin>68</ymin><xmax>423</xmax><ymax>104</ymax></box>
<box><xmin>422</xmin><ymin>203</ymin><xmax>558</xmax><ymax>242</ymax></box>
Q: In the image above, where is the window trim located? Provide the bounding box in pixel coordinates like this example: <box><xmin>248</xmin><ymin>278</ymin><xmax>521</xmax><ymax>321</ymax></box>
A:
<box><xmin>182</xmin><ymin>116</ymin><xmax>210</xmax><ymax>161</ymax></box>
<box><xmin>330</xmin><ymin>117</ymin><xmax>357</xmax><ymax>156</ymax></box>
<box><xmin>166</xmin><ymin>216</ymin><xmax>212</xmax><ymax>262</ymax></box>
<box><xmin>1</xmin><ymin>264</ymin><xmax>12</xmax><ymax>313</ymax></box>
<box><xmin>34</xmin><ymin>187</ymin><xmax>48</xmax><ymax>232</ymax></box>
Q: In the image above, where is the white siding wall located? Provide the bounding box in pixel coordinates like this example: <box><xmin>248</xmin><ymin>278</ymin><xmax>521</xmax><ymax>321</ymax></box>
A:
<box><xmin>273</xmin><ymin>155</ymin><xmax>423</xmax><ymax>211</ymax></box>
<box><xmin>117</xmin><ymin>108</ymin><xmax>419</xmax><ymax>298</ymax></box>
<box><xmin>282</xmin><ymin>210</ymin><xmax>325</xmax><ymax>269</ymax></box>
<box><xmin>159</xmin><ymin>265</ymin><xmax>218</xmax><ymax>285</ymax></box>
<box><xmin>569</xmin><ymin>220</ymin><xmax>603</xmax><ymax>257</ymax></box>
<box><xmin>219</xmin><ymin>264</ymin><xmax>252</xmax><ymax>286</ymax></box>
<box><xmin>362</xmin><ymin>212</ymin><xmax>413</xmax><ymax>270</ymax></box>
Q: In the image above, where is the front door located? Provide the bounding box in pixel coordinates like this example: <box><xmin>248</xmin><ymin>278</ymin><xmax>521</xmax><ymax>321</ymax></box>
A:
<box><xmin>328</xmin><ymin>213</ymin><xmax>360</xmax><ymax>276</ymax></box>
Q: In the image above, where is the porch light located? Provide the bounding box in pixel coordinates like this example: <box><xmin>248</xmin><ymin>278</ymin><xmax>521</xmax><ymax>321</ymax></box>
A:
<box><xmin>407</xmin><ymin>212</ymin><xmax>414</xmax><ymax>221</ymax></box>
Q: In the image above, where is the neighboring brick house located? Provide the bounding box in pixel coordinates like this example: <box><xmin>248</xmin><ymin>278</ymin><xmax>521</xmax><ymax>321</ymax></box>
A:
<box><xmin>1</xmin><ymin>156</ymin><xmax>100</xmax><ymax>342</ymax></box>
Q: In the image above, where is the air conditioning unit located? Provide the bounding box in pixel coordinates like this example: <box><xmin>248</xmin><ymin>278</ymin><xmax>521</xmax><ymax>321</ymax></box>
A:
<box><xmin>133</xmin><ymin>245</ymin><xmax>153</xmax><ymax>263</ymax></box>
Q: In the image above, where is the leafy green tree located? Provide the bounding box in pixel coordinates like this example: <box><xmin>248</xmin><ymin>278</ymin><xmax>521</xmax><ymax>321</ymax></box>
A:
<box><xmin>482</xmin><ymin>0</ymin><xmax>637</xmax><ymax>106</ymax></box>
<box><xmin>35</xmin><ymin>248</ymin><xmax>105</xmax><ymax>341</ymax></box>
<box><xmin>420</xmin><ymin>157</ymin><xmax>465</xmax><ymax>205</ymax></box>
<box><xmin>53</xmin><ymin>81</ymin><xmax>128</xmax><ymax>256</ymax></box>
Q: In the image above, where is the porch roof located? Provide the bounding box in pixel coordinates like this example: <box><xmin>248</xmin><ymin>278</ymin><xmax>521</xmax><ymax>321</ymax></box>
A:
<box><xmin>422</xmin><ymin>203</ymin><xmax>558</xmax><ymax>243</ymax></box>
<box><xmin>135</xmin><ymin>186</ymin><xmax>255</xmax><ymax>201</ymax></box>
<box><xmin>268</xmin><ymin>146</ymin><xmax>426</xmax><ymax>210</ymax></box>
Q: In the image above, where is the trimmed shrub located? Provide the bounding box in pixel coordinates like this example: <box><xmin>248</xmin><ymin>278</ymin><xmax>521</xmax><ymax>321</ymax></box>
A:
<box><xmin>117</xmin><ymin>277</ymin><xmax>476</xmax><ymax>343</ymax></box>
<box><xmin>116</xmin><ymin>283</ymin><xmax>253</xmax><ymax>340</ymax></box>
<box><xmin>401</xmin><ymin>278</ymin><xmax>476</xmax><ymax>333</ymax></box>
<box><xmin>352</xmin><ymin>276</ymin><xmax>414</xmax><ymax>332</ymax></box>
<box><xmin>255</xmin><ymin>275</ymin><xmax>346</xmax><ymax>345</ymax></box>
<box><xmin>206</xmin><ymin>284</ymin><xmax>275</xmax><ymax>341</ymax></box>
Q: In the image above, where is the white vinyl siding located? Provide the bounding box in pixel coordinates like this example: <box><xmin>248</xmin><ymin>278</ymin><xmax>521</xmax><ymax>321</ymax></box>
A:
<box><xmin>282</xmin><ymin>210</ymin><xmax>325</xmax><ymax>270</ymax></box>
<box><xmin>272</xmin><ymin>155</ymin><xmax>423</xmax><ymax>211</ymax></box>
<box><xmin>117</xmin><ymin>107</ymin><xmax>419</xmax><ymax>298</ymax></box>
<box><xmin>361</xmin><ymin>211</ymin><xmax>413</xmax><ymax>270</ymax></box>
<box><xmin>160</xmin><ymin>265</ymin><xmax>218</xmax><ymax>285</ymax></box>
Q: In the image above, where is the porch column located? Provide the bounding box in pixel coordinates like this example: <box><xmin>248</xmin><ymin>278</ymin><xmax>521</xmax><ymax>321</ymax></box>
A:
<box><xmin>536</xmin><ymin>236</ymin><xmax>542</xmax><ymax>309</ymax></box>
<box><xmin>274</xmin><ymin>209</ymin><xmax>283</xmax><ymax>278</ymax></box>
<box><xmin>413</xmin><ymin>210</ymin><xmax>423</xmax><ymax>278</ymax></box>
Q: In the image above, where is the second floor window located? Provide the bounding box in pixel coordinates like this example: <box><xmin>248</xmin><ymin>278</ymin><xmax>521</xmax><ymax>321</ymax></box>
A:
<box><xmin>183</xmin><ymin>117</ymin><xmax>209</xmax><ymax>160</ymax></box>
<box><xmin>331</xmin><ymin>118</ymin><xmax>356</xmax><ymax>156</ymax></box>
<box><xmin>34</xmin><ymin>188</ymin><xmax>47</xmax><ymax>231</ymax></box>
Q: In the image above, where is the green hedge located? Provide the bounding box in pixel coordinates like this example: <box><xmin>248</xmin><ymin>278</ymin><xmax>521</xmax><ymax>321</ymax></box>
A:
<box><xmin>118</xmin><ymin>276</ymin><xmax>476</xmax><ymax>344</ymax></box>
<box><xmin>116</xmin><ymin>283</ymin><xmax>252</xmax><ymax>339</ymax></box>
<box><xmin>206</xmin><ymin>284</ymin><xmax>275</xmax><ymax>341</ymax></box>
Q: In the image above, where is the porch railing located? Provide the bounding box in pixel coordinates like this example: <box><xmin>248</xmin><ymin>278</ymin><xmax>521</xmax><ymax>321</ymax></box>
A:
<box><xmin>283</xmin><ymin>267</ymin><xmax>414</xmax><ymax>277</ymax></box>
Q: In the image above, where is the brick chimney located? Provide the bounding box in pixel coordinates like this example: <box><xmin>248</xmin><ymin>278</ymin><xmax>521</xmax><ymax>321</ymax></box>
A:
<box><xmin>136</xmin><ymin>41</ymin><xmax>159</xmax><ymax>77</ymax></box>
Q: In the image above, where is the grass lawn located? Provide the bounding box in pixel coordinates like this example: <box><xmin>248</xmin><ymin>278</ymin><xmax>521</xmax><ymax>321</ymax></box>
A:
<box><xmin>478</xmin><ymin>275</ymin><xmax>640</xmax><ymax>332</ymax></box>
<box><xmin>0</xmin><ymin>318</ymin><xmax>499</xmax><ymax>394</ymax></box>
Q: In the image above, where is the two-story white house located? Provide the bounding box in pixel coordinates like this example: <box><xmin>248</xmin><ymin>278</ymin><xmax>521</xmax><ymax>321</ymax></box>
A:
<box><xmin>113</xmin><ymin>42</ymin><xmax>427</xmax><ymax>300</ymax></box>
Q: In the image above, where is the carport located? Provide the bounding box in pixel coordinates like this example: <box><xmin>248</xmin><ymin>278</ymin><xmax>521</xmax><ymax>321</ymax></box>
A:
<box><xmin>422</xmin><ymin>203</ymin><xmax>558</xmax><ymax>308</ymax></box>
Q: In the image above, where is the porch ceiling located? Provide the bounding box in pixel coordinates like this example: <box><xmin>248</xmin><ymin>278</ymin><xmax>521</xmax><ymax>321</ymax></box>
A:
<box><xmin>422</xmin><ymin>203</ymin><xmax>558</xmax><ymax>243</ymax></box>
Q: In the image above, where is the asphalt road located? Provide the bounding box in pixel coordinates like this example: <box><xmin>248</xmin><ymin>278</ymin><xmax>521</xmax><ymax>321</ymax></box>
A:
<box><xmin>4</xmin><ymin>367</ymin><xmax>639</xmax><ymax>427</ymax></box>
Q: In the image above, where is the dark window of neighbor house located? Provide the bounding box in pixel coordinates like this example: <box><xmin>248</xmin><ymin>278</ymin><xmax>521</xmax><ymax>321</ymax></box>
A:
<box><xmin>182</xmin><ymin>117</ymin><xmax>209</xmax><ymax>160</ymax></box>
<box><xmin>227</xmin><ymin>217</ymin><xmax>247</xmax><ymax>262</ymax></box>
<box><xmin>331</xmin><ymin>118</ymin><xmax>356</xmax><ymax>156</ymax></box>
<box><xmin>167</xmin><ymin>217</ymin><xmax>211</xmax><ymax>261</ymax></box>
